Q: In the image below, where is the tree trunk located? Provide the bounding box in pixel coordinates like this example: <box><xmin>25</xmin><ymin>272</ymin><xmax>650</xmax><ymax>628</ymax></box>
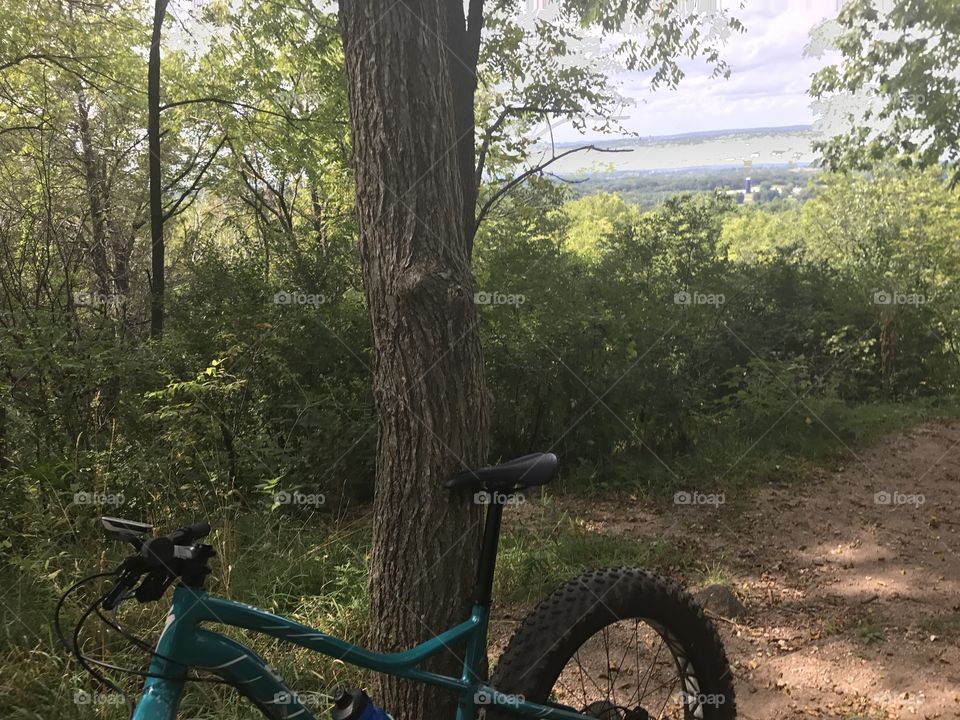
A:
<box><xmin>76</xmin><ymin>90</ymin><xmax>111</xmax><ymax>300</ymax></box>
<box><xmin>338</xmin><ymin>2</ymin><xmax>488</xmax><ymax>718</ymax></box>
<box><xmin>880</xmin><ymin>307</ymin><xmax>897</xmax><ymax>396</ymax></box>
<box><xmin>445</xmin><ymin>0</ymin><xmax>484</xmax><ymax>253</ymax></box>
<box><xmin>148</xmin><ymin>0</ymin><xmax>168</xmax><ymax>338</ymax></box>
<box><xmin>0</xmin><ymin>405</ymin><xmax>9</xmax><ymax>470</ymax></box>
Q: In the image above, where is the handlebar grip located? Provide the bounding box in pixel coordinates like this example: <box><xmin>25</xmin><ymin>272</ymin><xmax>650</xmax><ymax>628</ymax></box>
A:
<box><xmin>167</xmin><ymin>521</ymin><xmax>211</xmax><ymax>545</ymax></box>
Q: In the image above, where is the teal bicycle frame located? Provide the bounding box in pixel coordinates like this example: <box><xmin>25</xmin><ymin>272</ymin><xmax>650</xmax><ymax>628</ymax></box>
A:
<box><xmin>135</xmin><ymin>587</ymin><xmax>586</xmax><ymax>720</ymax></box>
<box><xmin>133</xmin><ymin>495</ymin><xmax>588</xmax><ymax>720</ymax></box>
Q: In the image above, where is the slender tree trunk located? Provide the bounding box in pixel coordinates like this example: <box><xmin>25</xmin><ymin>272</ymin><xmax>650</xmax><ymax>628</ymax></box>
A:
<box><xmin>338</xmin><ymin>2</ymin><xmax>488</xmax><ymax>717</ymax></box>
<box><xmin>76</xmin><ymin>90</ymin><xmax>111</xmax><ymax>299</ymax></box>
<box><xmin>310</xmin><ymin>187</ymin><xmax>328</xmax><ymax>250</ymax></box>
<box><xmin>880</xmin><ymin>307</ymin><xmax>897</xmax><ymax>396</ymax></box>
<box><xmin>445</xmin><ymin>0</ymin><xmax>484</xmax><ymax>253</ymax></box>
<box><xmin>76</xmin><ymin>89</ymin><xmax>123</xmax><ymax>432</ymax></box>
<box><xmin>148</xmin><ymin>0</ymin><xmax>168</xmax><ymax>338</ymax></box>
<box><xmin>0</xmin><ymin>405</ymin><xmax>9</xmax><ymax>470</ymax></box>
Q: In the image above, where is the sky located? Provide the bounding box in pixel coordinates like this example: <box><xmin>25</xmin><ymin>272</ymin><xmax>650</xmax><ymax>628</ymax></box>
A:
<box><xmin>169</xmin><ymin>0</ymin><xmax>845</xmax><ymax>140</ymax></box>
<box><xmin>547</xmin><ymin>0</ymin><xmax>844</xmax><ymax>141</ymax></box>
<box><xmin>169</xmin><ymin>0</ymin><xmax>848</xmax><ymax>144</ymax></box>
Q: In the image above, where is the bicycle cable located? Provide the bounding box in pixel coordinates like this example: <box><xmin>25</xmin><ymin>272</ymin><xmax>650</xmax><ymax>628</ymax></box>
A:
<box><xmin>62</xmin><ymin>577</ymin><xmax>137</xmax><ymax>718</ymax></box>
<box><xmin>55</xmin><ymin>568</ymin><xmax>232</xmax><ymax>718</ymax></box>
<box><xmin>53</xmin><ymin>571</ymin><xmax>117</xmax><ymax>662</ymax></box>
<box><xmin>91</xmin><ymin>603</ymin><xmax>232</xmax><ymax>685</ymax></box>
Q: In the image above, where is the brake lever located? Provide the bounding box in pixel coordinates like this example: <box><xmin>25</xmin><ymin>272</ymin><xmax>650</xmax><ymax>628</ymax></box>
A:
<box><xmin>134</xmin><ymin>569</ymin><xmax>175</xmax><ymax>604</ymax></box>
<box><xmin>101</xmin><ymin>560</ymin><xmax>142</xmax><ymax>611</ymax></box>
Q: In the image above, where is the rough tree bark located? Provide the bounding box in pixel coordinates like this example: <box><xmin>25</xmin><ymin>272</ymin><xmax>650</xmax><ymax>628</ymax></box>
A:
<box><xmin>338</xmin><ymin>1</ymin><xmax>488</xmax><ymax>717</ymax></box>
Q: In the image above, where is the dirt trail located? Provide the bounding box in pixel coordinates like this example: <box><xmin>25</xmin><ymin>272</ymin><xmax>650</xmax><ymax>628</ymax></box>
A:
<box><xmin>507</xmin><ymin>421</ymin><xmax>960</xmax><ymax>719</ymax></box>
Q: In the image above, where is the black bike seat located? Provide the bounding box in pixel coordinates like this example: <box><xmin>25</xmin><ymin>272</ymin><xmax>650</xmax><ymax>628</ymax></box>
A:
<box><xmin>444</xmin><ymin>452</ymin><xmax>558</xmax><ymax>493</ymax></box>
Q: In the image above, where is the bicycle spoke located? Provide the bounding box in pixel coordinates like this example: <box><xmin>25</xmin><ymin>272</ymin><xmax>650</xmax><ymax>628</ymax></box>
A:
<box><xmin>573</xmin><ymin>648</ymin><xmax>608</xmax><ymax>700</ymax></box>
<box><xmin>609</xmin><ymin>617</ymin><xmax>637</xmax><ymax>696</ymax></box>
<box><xmin>636</xmin><ymin>632</ymin><xmax>666</xmax><ymax>707</ymax></box>
<box><xmin>549</xmin><ymin>668</ymin><xmax>583</xmax><ymax>708</ymax></box>
<box><xmin>602</xmin><ymin>625</ymin><xmax>613</xmax><ymax>698</ymax></box>
<box><xmin>631</xmin><ymin>618</ymin><xmax>643</xmax><ymax>706</ymax></box>
<box><xmin>654</xmin><ymin>676</ymin><xmax>680</xmax><ymax>720</ymax></box>
<box><xmin>574</xmin><ymin>650</ymin><xmax>590</xmax><ymax>707</ymax></box>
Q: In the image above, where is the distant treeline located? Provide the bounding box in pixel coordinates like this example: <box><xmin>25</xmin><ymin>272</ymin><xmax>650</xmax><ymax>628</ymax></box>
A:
<box><xmin>563</xmin><ymin>166</ymin><xmax>818</xmax><ymax>208</ymax></box>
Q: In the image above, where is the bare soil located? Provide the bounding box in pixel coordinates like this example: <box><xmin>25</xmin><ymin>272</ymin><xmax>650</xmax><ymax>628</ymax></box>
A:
<box><xmin>495</xmin><ymin>421</ymin><xmax>960</xmax><ymax>719</ymax></box>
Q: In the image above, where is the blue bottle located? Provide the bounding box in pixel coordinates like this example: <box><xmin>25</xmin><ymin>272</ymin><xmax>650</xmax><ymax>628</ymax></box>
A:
<box><xmin>331</xmin><ymin>688</ymin><xmax>393</xmax><ymax>720</ymax></box>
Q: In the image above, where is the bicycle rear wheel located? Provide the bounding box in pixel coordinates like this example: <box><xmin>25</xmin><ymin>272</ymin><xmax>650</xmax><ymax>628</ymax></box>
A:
<box><xmin>489</xmin><ymin>566</ymin><xmax>736</xmax><ymax>719</ymax></box>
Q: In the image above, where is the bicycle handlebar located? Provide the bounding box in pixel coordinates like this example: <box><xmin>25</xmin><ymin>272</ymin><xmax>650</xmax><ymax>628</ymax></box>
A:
<box><xmin>166</xmin><ymin>521</ymin><xmax>211</xmax><ymax>546</ymax></box>
<box><xmin>99</xmin><ymin>518</ymin><xmax>214</xmax><ymax>610</ymax></box>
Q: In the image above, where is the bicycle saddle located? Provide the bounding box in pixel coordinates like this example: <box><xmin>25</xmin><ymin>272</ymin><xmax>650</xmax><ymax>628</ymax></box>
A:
<box><xmin>444</xmin><ymin>452</ymin><xmax>558</xmax><ymax>493</ymax></box>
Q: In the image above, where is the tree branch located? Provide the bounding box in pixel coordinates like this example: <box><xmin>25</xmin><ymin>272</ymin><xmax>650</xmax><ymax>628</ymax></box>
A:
<box><xmin>465</xmin><ymin>0</ymin><xmax>484</xmax><ymax>67</ymax></box>
<box><xmin>161</xmin><ymin>135</ymin><xmax>228</xmax><ymax>223</ymax></box>
<box><xmin>0</xmin><ymin>53</ymin><xmax>81</xmax><ymax>73</ymax></box>
<box><xmin>160</xmin><ymin>96</ymin><xmax>345</xmax><ymax>124</ymax></box>
<box><xmin>0</xmin><ymin>125</ymin><xmax>43</xmax><ymax>137</ymax></box>
<box><xmin>162</xmin><ymin>127</ymin><xmax>214</xmax><ymax>193</ymax></box>
<box><xmin>3</xmin><ymin>53</ymin><xmax>112</xmax><ymax>95</ymax></box>
<box><xmin>475</xmin><ymin>105</ymin><xmax>582</xmax><ymax>187</ymax></box>
<box><xmin>474</xmin><ymin>144</ymin><xmax>630</xmax><ymax>232</ymax></box>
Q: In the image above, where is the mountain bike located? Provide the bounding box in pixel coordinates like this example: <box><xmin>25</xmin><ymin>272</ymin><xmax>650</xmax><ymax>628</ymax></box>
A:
<box><xmin>57</xmin><ymin>452</ymin><xmax>736</xmax><ymax>719</ymax></box>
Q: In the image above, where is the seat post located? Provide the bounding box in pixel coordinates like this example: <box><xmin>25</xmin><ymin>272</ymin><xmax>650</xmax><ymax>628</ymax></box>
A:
<box><xmin>472</xmin><ymin>493</ymin><xmax>505</xmax><ymax>606</ymax></box>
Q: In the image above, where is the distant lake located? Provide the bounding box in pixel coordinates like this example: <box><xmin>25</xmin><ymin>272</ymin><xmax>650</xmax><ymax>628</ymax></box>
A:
<box><xmin>538</xmin><ymin>125</ymin><xmax>822</xmax><ymax>174</ymax></box>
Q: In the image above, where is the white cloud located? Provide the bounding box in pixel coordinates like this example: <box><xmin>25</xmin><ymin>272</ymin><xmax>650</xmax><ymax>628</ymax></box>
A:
<box><xmin>553</xmin><ymin>0</ymin><xmax>842</xmax><ymax>139</ymax></box>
